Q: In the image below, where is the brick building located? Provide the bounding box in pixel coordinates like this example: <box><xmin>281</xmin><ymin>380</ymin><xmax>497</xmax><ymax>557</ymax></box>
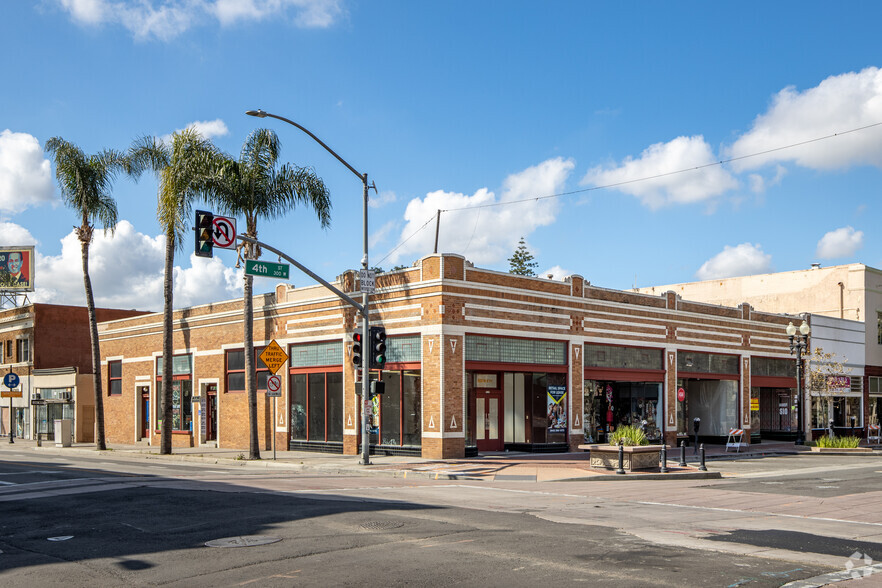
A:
<box><xmin>0</xmin><ymin>303</ymin><xmax>147</xmax><ymax>442</ymax></box>
<box><xmin>98</xmin><ymin>253</ymin><xmax>799</xmax><ymax>458</ymax></box>
<box><xmin>634</xmin><ymin>263</ymin><xmax>882</xmax><ymax>439</ymax></box>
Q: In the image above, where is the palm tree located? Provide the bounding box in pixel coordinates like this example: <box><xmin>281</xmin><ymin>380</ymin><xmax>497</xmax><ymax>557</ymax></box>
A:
<box><xmin>127</xmin><ymin>129</ymin><xmax>218</xmax><ymax>455</ymax></box>
<box><xmin>44</xmin><ymin>138</ymin><xmax>124</xmax><ymax>451</ymax></box>
<box><xmin>207</xmin><ymin>128</ymin><xmax>331</xmax><ymax>459</ymax></box>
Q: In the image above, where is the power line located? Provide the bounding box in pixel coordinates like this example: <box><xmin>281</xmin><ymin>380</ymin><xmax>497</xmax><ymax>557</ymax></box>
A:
<box><xmin>376</xmin><ymin>120</ymin><xmax>882</xmax><ymax>265</ymax></box>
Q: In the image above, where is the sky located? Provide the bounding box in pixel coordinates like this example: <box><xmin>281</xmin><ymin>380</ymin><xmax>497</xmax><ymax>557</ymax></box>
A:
<box><xmin>2</xmin><ymin>1</ymin><xmax>882</xmax><ymax>312</ymax></box>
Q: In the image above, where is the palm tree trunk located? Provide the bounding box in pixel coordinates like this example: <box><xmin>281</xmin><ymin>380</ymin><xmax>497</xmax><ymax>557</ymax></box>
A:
<box><xmin>244</xmin><ymin>270</ymin><xmax>260</xmax><ymax>459</ymax></box>
<box><xmin>80</xmin><ymin>234</ymin><xmax>106</xmax><ymax>450</ymax></box>
<box><xmin>160</xmin><ymin>233</ymin><xmax>174</xmax><ymax>455</ymax></box>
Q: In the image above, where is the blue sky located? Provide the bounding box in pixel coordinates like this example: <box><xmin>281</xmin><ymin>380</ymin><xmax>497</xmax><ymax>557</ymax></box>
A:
<box><xmin>2</xmin><ymin>1</ymin><xmax>882</xmax><ymax>311</ymax></box>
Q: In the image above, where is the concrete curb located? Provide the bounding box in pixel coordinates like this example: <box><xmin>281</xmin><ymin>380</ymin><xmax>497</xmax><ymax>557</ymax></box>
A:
<box><xmin>557</xmin><ymin>471</ymin><xmax>723</xmax><ymax>482</ymax></box>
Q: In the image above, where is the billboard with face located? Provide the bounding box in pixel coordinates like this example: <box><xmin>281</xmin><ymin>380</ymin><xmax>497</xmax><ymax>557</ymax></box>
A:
<box><xmin>0</xmin><ymin>246</ymin><xmax>35</xmax><ymax>292</ymax></box>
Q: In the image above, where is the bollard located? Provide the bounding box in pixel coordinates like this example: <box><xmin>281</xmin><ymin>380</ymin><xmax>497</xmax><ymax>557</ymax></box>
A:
<box><xmin>660</xmin><ymin>444</ymin><xmax>669</xmax><ymax>473</ymax></box>
<box><xmin>36</xmin><ymin>432</ymin><xmax>41</xmax><ymax>447</ymax></box>
<box><xmin>698</xmin><ymin>443</ymin><xmax>708</xmax><ymax>471</ymax></box>
<box><xmin>679</xmin><ymin>440</ymin><xmax>687</xmax><ymax>467</ymax></box>
<box><xmin>616</xmin><ymin>441</ymin><xmax>626</xmax><ymax>475</ymax></box>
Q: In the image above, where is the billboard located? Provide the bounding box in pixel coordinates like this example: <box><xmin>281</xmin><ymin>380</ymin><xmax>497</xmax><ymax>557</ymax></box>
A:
<box><xmin>0</xmin><ymin>246</ymin><xmax>35</xmax><ymax>292</ymax></box>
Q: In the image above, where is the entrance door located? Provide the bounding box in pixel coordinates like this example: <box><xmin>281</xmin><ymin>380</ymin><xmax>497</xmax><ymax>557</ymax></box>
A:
<box><xmin>139</xmin><ymin>386</ymin><xmax>149</xmax><ymax>439</ymax></box>
<box><xmin>206</xmin><ymin>392</ymin><xmax>217</xmax><ymax>441</ymax></box>
<box><xmin>476</xmin><ymin>390</ymin><xmax>504</xmax><ymax>452</ymax></box>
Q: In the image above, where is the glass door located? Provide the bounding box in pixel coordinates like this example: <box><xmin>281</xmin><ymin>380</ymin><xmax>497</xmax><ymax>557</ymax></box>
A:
<box><xmin>476</xmin><ymin>390</ymin><xmax>503</xmax><ymax>452</ymax></box>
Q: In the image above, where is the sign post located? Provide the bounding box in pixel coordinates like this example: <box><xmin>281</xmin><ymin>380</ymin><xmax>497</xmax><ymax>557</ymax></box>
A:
<box><xmin>3</xmin><ymin>371</ymin><xmax>19</xmax><ymax>443</ymax></box>
<box><xmin>260</xmin><ymin>342</ymin><xmax>288</xmax><ymax>460</ymax></box>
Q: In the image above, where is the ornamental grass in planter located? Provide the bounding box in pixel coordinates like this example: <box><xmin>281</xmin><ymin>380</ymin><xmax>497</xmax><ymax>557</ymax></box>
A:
<box><xmin>607</xmin><ymin>425</ymin><xmax>650</xmax><ymax>447</ymax></box>
<box><xmin>812</xmin><ymin>436</ymin><xmax>861</xmax><ymax>449</ymax></box>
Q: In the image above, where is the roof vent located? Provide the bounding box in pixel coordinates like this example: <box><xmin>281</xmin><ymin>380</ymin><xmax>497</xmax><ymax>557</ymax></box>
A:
<box><xmin>811</xmin><ymin>263</ymin><xmax>821</xmax><ymax>270</ymax></box>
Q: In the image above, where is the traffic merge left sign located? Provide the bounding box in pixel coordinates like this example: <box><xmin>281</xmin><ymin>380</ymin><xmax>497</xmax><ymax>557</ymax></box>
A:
<box><xmin>259</xmin><ymin>340</ymin><xmax>289</xmax><ymax>375</ymax></box>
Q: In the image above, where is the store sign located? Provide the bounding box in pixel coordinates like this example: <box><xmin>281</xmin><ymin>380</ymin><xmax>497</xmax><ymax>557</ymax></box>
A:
<box><xmin>826</xmin><ymin>376</ymin><xmax>851</xmax><ymax>391</ymax></box>
<box><xmin>677</xmin><ymin>387</ymin><xmax>685</xmax><ymax>402</ymax></box>
<box><xmin>750</xmin><ymin>398</ymin><xmax>759</xmax><ymax>412</ymax></box>
<box><xmin>475</xmin><ymin>374</ymin><xmax>497</xmax><ymax>388</ymax></box>
<box><xmin>547</xmin><ymin>385</ymin><xmax>567</xmax><ymax>434</ymax></box>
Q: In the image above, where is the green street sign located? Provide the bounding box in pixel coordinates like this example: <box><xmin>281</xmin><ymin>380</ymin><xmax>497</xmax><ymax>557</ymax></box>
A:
<box><xmin>244</xmin><ymin>259</ymin><xmax>290</xmax><ymax>280</ymax></box>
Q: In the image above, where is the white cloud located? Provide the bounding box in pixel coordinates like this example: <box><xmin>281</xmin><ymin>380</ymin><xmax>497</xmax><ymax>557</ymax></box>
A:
<box><xmin>162</xmin><ymin>118</ymin><xmax>229</xmax><ymax>143</ymax></box>
<box><xmin>728</xmin><ymin>67</ymin><xmax>882</xmax><ymax>172</ymax></box>
<box><xmin>56</xmin><ymin>0</ymin><xmax>343</xmax><ymax>40</ymax></box>
<box><xmin>387</xmin><ymin>157</ymin><xmax>574</xmax><ymax>266</ymax></box>
<box><xmin>32</xmin><ymin>220</ymin><xmax>241</xmax><ymax>311</ymax></box>
<box><xmin>0</xmin><ymin>222</ymin><xmax>38</xmax><ymax>247</ymax></box>
<box><xmin>747</xmin><ymin>164</ymin><xmax>787</xmax><ymax>194</ymax></box>
<box><xmin>541</xmin><ymin>265</ymin><xmax>571</xmax><ymax>281</ymax></box>
<box><xmin>369</xmin><ymin>190</ymin><xmax>397</xmax><ymax>209</ymax></box>
<box><xmin>369</xmin><ymin>219</ymin><xmax>396</xmax><ymax>249</ymax></box>
<box><xmin>816</xmin><ymin>226</ymin><xmax>864</xmax><ymax>259</ymax></box>
<box><xmin>213</xmin><ymin>0</ymin><xmax>343</xmax><ymax>28</ymax></box>
<box><xmin>0</xmin><ymin>130</ymin><xmax>55</xmax><ymax>214</ymax></box>
<box><xmin>695</xmin><ymin>243</ymin><xmax>772</xmax><ymax>280</ymax></box>
<box><xmin>581</xmin><ymin>136</ymin><xmax>738</xmax><ymax>209</ymax></box>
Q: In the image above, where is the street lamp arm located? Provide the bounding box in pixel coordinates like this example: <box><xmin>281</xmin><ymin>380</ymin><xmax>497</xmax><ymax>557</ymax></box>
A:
<box><xmin>246</xmin><ymin>109</ymin><xmax>364</xmax><ymax>182</ymax></box>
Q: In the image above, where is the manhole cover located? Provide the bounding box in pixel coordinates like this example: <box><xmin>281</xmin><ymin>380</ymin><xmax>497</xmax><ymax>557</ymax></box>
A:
<box><xmin>360</xmin><ymin>521</ymin><xmax>405</xmax><ymax>531</ymax></box>
<box><xmin>205</xmin><ymin>535</ymin><xmax>282</xmax><ymax>548</ymax></box>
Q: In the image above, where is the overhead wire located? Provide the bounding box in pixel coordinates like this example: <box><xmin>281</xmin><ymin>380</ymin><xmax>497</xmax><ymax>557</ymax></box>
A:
<box><xmin>375</xmin><ymin>120</ymin><xmax>882</xmax><ymax>266</ymax></box>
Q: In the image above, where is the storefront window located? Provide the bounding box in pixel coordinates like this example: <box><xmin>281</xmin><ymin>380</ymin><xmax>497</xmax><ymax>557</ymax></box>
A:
<box><xmin>155</xmin><ymin>355</ymin><xmax>192</xmax><ymax>432</ymax></box>
<box><xmin>376</xmin><ymin>370</ymin><xmax>421</xmax><ymax>447</ymax></box>
<box><xmin>289</xmin><ymin>371</ymin><xmax>343</xmax><ymax>443</ymax></box>
<box><xmin>683</xmin><ymin>379</ymin><xmax>738</xmax><ymax>436</ymax></box>
<box><xmin>586</xmin><ymin>380</ymin><xmax>663</xmax><ymax>443</ymax></box>
<box><xmin>811</xmin><ymin>395</ymin><xmax>863</xmax><ymax>429</ymax></box>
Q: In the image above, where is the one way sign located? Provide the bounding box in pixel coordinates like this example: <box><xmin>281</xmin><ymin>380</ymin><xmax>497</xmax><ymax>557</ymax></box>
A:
<box><xmin>212</xmin><ymin>216</ymin><xmax>237</xmax><ymax>250</ymax></box>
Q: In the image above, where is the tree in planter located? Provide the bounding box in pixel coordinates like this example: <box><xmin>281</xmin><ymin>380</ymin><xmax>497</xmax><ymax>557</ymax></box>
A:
<box><xmin>805</xmin><ymin>347</ymin><xmax>852</xmax><ymax>437</ymax></box>
<box><xmin>508</xmin><ymin>237</ymin><xmax>538</xmax><ymax>276</ymax></box>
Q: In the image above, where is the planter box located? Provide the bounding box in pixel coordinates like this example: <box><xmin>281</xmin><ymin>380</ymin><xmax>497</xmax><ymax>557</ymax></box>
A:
<box><xmin>579</xmin><ymin>444</ymin><xmax>664</xmax><ymax>471</ymax></box>
<box><xmin>810</xmin><ymin>446</ymin><xmax>872</xmax><ymax>453</ymax></box>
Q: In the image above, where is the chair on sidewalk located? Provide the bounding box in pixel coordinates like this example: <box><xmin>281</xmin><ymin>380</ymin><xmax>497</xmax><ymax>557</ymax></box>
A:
<box><xmin>725</xmin><ymin>428</ymin><xmax>746</xmax><ymax>452</ymax></box>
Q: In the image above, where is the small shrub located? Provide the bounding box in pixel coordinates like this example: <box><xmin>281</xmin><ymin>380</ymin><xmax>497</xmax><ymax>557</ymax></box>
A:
<box><xmin>608</xmin><ymin>425</ymin><xmax>649</xmax><ymax>446</ymax></box>
<box><xmin>813</xmin><ymin>436</ymin><xmax>861</xmax><ymax>449</ymax></box>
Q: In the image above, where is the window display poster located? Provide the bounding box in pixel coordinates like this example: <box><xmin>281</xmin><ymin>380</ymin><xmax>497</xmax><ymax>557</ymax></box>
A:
<box><xmin>547</xmin><ymin>385</ymin><xmax>567</xmax><ymax>433</ymax></box>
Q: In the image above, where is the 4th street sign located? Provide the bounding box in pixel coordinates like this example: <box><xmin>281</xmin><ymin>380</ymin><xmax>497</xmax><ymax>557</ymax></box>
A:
<box><xmin>244</xmin><ymin>260</ymin><xmax>290</xmax><ymax>280</ymax></box>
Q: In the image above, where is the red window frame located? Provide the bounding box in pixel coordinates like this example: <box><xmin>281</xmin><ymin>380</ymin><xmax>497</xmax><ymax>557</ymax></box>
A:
<box><xmin>108</xmin><ymin>360</ymin><xmax>122</xmax><ymax>396</ymax></box>
<box><xmin>225</xmin><ymin>347</ymin><xmax>269</xmax><ymax>393</ymax></box>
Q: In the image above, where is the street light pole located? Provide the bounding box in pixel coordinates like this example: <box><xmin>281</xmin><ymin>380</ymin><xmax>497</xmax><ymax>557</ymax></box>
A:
<box><xmin>246</xmin><ymin>109</ymin><xmax>376</xmax><ymax>465</ymax></box>
<box><xmin>786</xmin><ymin>320</ymin><xmax>811</xmax><ymax>446</ymax></box>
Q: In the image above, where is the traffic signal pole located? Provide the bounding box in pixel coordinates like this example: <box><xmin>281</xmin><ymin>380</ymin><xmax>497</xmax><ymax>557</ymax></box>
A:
<box><xmin>360</xmin><ymin>173</ymin><xmax>371</xmax><ymax>465</ymax></box>
<box><xmin>244</xmin><ymin>108</ymin><xmax>377</xmax><ymax>466</ymax></box>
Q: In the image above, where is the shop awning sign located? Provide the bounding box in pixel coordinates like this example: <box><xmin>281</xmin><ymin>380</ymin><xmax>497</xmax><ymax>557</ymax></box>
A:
<box><xmin>260</xmin><ymin>340</ymin><xmax>288</xmax><ymax>375</ymax></box>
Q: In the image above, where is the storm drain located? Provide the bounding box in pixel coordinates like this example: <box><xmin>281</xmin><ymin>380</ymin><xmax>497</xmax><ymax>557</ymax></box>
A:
<box><xmin>360</xmin><ymin>521</ymin><xmax>405</xmax><ymax>531</ymax></box>
<box><xmin>205</xmin><ymin>536</ymin><xmax>282</xmax><ymax>548</ymax></box>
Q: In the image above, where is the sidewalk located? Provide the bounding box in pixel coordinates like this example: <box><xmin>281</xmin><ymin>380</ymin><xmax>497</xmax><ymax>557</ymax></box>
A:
<box><xmin>1</xmin><ymin>437</ymin><xmax>838</xmax><ymax>482</ymax></box>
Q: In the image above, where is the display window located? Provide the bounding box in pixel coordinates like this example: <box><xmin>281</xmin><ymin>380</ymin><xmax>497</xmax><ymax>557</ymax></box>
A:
<box><xmin>584</xmin><ymin>380</ymin><xmax>662</xmax><ymax>443</ymax></box>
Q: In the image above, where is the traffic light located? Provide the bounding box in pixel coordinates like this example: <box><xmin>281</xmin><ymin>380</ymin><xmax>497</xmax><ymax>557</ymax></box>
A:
<box><xmin>370</xmin><ymin>379</ymin><xmax>385</xmax><ymax>396</ymax></box>
<box><xmin>351</xmin><ymin>331</ymin><xmax>363</xmax><ymax>367</ymax></box>
<box><xmin>369</xmin><ymin>326</ymin><xmax>386</xmax><ymax>369</ymax></box>
<box><xmin>195</xmin><ymin>210</ymin><xmax>214</xmax><ymax>258</ymax></box>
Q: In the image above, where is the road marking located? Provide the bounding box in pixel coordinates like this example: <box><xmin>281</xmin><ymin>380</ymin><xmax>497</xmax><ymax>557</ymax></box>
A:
<box><xmin>636</xmin><ymin>500</ymin><xmax>882</xmax><ymax>528</ymax></box>
<box><xmin>0</xmin><ymin>470</ymin><xmax>61</xmax><ymax>476</ymax></box>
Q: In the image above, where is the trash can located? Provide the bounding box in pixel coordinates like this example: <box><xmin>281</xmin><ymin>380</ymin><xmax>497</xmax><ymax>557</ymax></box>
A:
<box><xmin>54</xmin><ymin>419</ymin><xmax>72</xmax><ymax>447</ymax></box>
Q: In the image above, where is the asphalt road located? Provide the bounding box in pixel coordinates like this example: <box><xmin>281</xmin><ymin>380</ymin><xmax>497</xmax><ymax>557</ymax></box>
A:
<box><xmin>0</xmin><ymin>449</ymin><xmax>880</xmax><ymax>587</ymax></box>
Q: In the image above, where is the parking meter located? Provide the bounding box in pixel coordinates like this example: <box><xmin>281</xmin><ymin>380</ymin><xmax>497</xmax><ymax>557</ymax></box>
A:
<box><xmin>692</xmin><ymin>417</ymin><xmax>701</xmax><ymax>455</ymax></box>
